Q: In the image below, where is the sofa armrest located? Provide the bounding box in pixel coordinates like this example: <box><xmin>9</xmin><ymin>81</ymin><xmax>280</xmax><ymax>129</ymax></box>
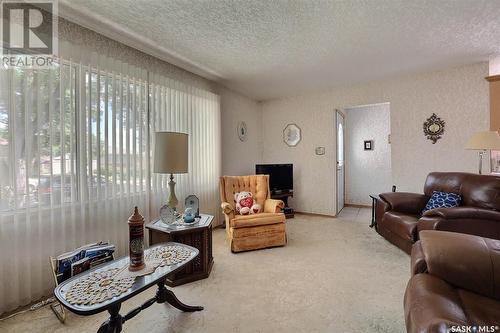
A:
<box><xmin>410</xmin><ymin>241</ymin><xmax>427</xmax><ymax>276</ymax></box>
<box><xmin>419</xmin><ymin>207</ymin><xmax>500</xmax><ymax>238</ymax></box>
<box><xmin>419</xmin><ymin>230</ymin><xmax>500</xmax><ymax>300</ymax></box>
<box><xmin>264</xmin><ymin>199</ymin><xmax>285</xmax><ymax>213</ymax></box>
<box><xmin>379</xmin><ymin>192</ymin><xmax>429</xmax><ymax>215</ymax></box>
<box><xmin>423</xmin><ymin>207</ymin><xmax>500</xmax><ymax>221</ymax></box>
<box><xmin>221</xmin><ymin>202</ymin><xmax>235</xmax><ymax>216</ymax></box>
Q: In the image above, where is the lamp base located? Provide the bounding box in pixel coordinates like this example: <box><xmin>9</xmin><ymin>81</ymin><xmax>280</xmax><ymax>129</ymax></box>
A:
<box><xmin>478</xmin><ymin>150</ymin><xmax>486</xmax><ymax>175</ymax></box>
<box><xmin>167</xmin><ymin>174</ymin><xmax>178</xmax><ymax>210</ymax></box>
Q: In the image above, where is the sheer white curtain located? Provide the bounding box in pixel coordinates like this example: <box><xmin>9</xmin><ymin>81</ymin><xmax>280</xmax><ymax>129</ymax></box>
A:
<box><xmin>149</xmin><ymin>73</ymin><xmax>221</xmax><ymax>218</ymax></box>
<box><xmin>0</xmin><ymin>41</ymin><xmax>221</xmax><ymax>314</ymax></box>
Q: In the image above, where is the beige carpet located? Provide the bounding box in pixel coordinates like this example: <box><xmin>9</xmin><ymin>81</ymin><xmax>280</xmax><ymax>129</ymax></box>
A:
<box><xmin>0</xmin><ymin>208</ymin><xmax>409</xmax><ymax>333</ymax></box>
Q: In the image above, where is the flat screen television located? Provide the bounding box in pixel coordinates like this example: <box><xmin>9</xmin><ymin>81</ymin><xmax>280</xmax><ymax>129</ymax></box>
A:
<box><xmin>255</xmin><ymin>164</ymin><xmax>293</xmax><ymax>194</ymax></box>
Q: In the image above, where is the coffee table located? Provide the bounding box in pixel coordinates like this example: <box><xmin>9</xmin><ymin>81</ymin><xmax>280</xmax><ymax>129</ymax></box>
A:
<box><xmin>54</xmin><ymin>242</ymin><xmax>203</xmax><ymax>333</ymax></box>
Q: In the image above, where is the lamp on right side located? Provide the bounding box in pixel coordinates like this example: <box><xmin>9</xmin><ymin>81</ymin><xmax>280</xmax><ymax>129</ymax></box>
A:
<box><xmin>464</xmin><ymin>131</ymin><xmax>500</xmax><ymax>174</ymax></box>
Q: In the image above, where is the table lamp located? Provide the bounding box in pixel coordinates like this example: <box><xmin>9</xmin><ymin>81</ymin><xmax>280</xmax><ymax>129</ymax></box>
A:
<box><xmin>464</xmin><ymin>131</ymin><xmax>500</xmax><ymax>174</ymax></box>
<box><xmin>154</xmin><ymin>132</ymin><xmax>188</xmax><ymax>211</ymax></box>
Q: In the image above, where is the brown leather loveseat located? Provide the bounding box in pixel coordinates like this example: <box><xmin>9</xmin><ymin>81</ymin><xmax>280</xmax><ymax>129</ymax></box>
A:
<box><xmin>376</xmin><ymin>172</ymin><xmax>500</xmax><ymax>253</ymax></box>
<box><xmin>404</xmin><ymin>230</ymin><xmax>500</xmax><ymax>332</ymax></box>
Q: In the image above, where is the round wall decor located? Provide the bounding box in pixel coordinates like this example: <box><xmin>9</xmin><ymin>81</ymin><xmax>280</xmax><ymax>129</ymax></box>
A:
<box><xmin>283</xmin><ymin>123</ymin><xmax>302</xmax><ymax>147</ymax></box>
<box><xmin>423</xmin><ymin>113</ymin><xmax>445</xmax><ymax>144</ymax></box>
<box><xmin>237</xmin><ymin>121</ymin><xmax>248</xmax><ymax>141</ymax></box>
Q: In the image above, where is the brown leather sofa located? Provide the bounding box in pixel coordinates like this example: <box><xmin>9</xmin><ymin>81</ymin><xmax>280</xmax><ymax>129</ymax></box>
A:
<box><xmin>220</xmin><ymin>175</ymin><xmax>286</xmax><ymax>252</ymax></box>
<box><xmin>404</xmin><ymin>230</ymin><xmax>500</xmax><ymax>332</ymax></box>
<box><xmin>376</xmin><ymin>172</ymin><xmax>500</xmax><ymax>253</ymax></box>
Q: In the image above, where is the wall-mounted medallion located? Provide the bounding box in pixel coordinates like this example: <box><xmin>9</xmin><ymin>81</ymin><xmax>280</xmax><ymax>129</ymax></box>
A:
<box><xmin>283</xmin><ymin>123</ymin><xmax>301</xmax><ymax>147</ymax></box>
<box><xmin>237</xmin><ymin>121</ymin><xmax>248</xmax><ymax>142</ymax></box>
<box><xmin>423</xmin><ymin>113</ymin><xmax>445</xmax><ymax>144</ymax></box>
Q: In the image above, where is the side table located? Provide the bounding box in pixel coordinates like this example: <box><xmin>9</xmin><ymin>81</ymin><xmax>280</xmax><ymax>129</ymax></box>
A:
<box><xmin>369</xmin><ymin>194</ymin><xmax>379</xmax><ymax>229</ymax></box>
<box><xmin>146</xmin><ymin>214</ymin><xmax>213</xmax><ymax>287</ymax></box>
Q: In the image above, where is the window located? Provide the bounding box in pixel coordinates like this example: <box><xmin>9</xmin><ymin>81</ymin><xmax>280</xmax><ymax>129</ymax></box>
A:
<box><xmin>0</xmin><ymin>46</ymin><xmax>221</xmax><ymax>317</ymax></box>
<box><xmin>0</xmin><ymin>64</ymin><xmax>77</xmax><ymax>210</ymax></box>
<box><xmin>0</xmin><ymin>61</ymin><xmax>220</xmax><ymax>215</ymax></box>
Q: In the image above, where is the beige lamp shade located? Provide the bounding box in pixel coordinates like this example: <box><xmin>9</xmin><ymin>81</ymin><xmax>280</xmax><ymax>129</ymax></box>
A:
<box><xmin>464</xmin><ymin>131</ymin><xmax>500</xmax><ymax>150</ymax></box>
<box><xmin>153</xmin><ymin>132</ymin><xmax>188</xmax><ymax>174</ymax></box>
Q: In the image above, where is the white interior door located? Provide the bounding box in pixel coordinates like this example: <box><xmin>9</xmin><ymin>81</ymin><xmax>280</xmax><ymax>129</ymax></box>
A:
<box><xmin>336</xmin><ymin>110</ymin><xmax>345</xmax><ymax>214</ymax></box>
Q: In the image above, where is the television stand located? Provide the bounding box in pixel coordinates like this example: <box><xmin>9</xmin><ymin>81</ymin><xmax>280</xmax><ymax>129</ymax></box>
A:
<box><xmin>271</xmin><ymin>192</ymin><xmax>294</xmax><ymax>219</ymax></box>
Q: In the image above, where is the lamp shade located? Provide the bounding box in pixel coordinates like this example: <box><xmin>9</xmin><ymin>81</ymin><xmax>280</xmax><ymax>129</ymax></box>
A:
<box><xmin>153</xmin><ymin>132</ymin><xmax>188</xmax><ymax>174</ymax></box>
<box><xmin>464</xmin><ymin>131</ymin><xmax>500</xmax><ymax>150</ymax></box>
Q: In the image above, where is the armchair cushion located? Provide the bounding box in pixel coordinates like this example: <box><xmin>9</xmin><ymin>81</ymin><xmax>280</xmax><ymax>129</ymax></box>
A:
<box><xmin>379</xmin><ymin>192</ymin><xmax>429</xmax><ymax>215</ymax></box>
<box><xmin>220</xmin><ymin>175</ymin><xmax>269</xmax><ymax>208</ymax></box>
<box><xmin>264</xmin><ymin>199</ymin><xmax>285</xmax><ymax>213</ymax></box>
<box><xmin>422</xmin><ymin>191</ymin><xmax>461</xmax><ymax>214</ymax></box>
<box><xmin>231</xmin><ymin>213</ymin><xmax>285</xmax><ymax>229</ymax></box>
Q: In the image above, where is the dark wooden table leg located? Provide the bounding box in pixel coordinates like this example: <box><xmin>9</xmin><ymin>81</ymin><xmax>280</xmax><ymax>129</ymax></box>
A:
<box><xmin>156</xmin><ymin>280</ymin><xmax>203</xmax><ymax>312</ymax></box>
<box><xmin>97</xmin><ymin>304</ymin><xmax>123</xmax><ymax>333</ymax></box>
<box><xmin>369</xmin><ymin>196</ymin><xmax>375</xmax><ymax>228</ymax></box>
<box><xmin>164</xmin><ymin>289</ymin><xmax>204</xmax><ymax>312</ymax></box>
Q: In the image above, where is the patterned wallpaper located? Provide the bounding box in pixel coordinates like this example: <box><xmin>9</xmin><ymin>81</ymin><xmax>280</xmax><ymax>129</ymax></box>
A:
<box><xmin>262</xmin><ymin>63</ymin><xmax>489</xmax><ymax>215</ymax></box>
<box><xmin>58</xmin><ymin>17</ymin><xmax>217</xmax><ymax>93</ymax></box>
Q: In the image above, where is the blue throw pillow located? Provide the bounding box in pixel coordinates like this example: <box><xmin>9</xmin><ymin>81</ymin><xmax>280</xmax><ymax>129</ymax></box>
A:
<box><xmin>422</xmin><ymin>191</ymin><xmax>461</xmax><ymax>214</ymax></box>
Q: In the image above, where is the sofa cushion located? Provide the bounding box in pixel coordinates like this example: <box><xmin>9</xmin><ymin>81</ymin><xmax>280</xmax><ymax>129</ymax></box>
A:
<box><xmin>424</xmin><ymin>172</ymin><xmax>500</xmax><ymax>211</ymax></box>
<box><xmin>422</xmin><ymin>191</ymin><xmax>461</xmax><ymax>213</ymax></box>
<box><xmin>380</xmin><ymin>211</ymin><xmax>419</xmax><ymax>242</ymax></box>
<box><xmin>231</xmin><ymin>212</ymin><xmax>285</xmax><ymax>229</ymax></box>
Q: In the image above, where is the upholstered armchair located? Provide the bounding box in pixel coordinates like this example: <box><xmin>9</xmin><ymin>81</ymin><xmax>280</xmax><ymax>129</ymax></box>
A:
<box><xmin>220</xmin><ymin>175</ymin><xmax>287</xmax><ymax>252</ymax></box>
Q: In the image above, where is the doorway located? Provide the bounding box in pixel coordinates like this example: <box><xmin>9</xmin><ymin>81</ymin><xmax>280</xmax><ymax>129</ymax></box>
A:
<box><xmin>344</xmin><ymin>103</ymin><xmax>392</xmax><ymax>206</ymax></box>
<box><xmin>335</xmin><ymin>110</ymin><xmax>345</xmax><ymax>214</ymax></box>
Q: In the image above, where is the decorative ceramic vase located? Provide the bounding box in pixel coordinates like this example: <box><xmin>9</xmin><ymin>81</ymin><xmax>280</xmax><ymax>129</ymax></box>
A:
<box><xmin>128</xmin><ymin>207</ymin><xmax>145</xmax><ymax>271</ymax></box>
<box><xmin>183</xmin><ymin>207</ymin><xmax>196</xmax><ymax>223</ymax></box>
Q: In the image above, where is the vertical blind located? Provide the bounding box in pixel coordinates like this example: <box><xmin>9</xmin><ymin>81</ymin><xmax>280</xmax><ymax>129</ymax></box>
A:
<box><xmin>0</xmin><ymin>43</ymin><xmax>221</xmax><ymax>314</ymax></box>
<box><xmin>149</xmin><ymin>73</ymin><xmax>221</xmax><ymax>218</ymax></box>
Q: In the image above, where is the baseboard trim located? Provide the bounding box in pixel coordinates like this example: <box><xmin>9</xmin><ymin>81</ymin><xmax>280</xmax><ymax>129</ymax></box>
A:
<box><xmin>345</xmin><ymin>204</ymin><xmax>371</xmax><ymax>208</ymax></box>
<box><xmin>295</xmin><ymin>211</ymin><xmax>336</xmax><ymax>218</ymax></box>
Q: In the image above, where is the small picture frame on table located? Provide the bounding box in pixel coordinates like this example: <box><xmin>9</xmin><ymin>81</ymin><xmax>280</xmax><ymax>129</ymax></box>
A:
<box><xmin>185</xmin><ymin>195</ymin><xmax>200</xmax><ymax>217</ymax></box>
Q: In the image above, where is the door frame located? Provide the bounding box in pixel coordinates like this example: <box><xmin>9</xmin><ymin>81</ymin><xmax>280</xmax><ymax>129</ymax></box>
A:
<box><xmin>335</xmin><ymin>109</ymin><xmax>346</xmax><ymax>216</ymax></box>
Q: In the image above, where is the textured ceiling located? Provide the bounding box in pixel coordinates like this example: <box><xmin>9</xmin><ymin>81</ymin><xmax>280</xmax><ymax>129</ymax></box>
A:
<box><xmin>63</xmin><ymin>0</ymin><xmax>500</xmax><ymax>101</ymax></box>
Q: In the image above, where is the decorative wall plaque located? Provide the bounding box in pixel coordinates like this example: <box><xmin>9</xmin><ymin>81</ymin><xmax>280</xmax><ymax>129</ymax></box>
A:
<box><xmin>283</xmin><ymin>123</ymin><xmax>301</xmax><ymax>147</ymax></box>
<box><xmin>237</xmin><ymin>121</ymin><xmax>248</xmax><ymax>141</ymax></box>
<box><xmin>423</xmin><ymin>113</ymin><xmax>445</xmax><ymax>144</ymax></box>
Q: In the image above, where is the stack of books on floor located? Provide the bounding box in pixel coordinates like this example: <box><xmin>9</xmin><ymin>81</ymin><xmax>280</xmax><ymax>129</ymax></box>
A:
<box><xmin>55</xmin><ymin>242</ymin><xmax>115</xmax><ymax>283</ymax></box>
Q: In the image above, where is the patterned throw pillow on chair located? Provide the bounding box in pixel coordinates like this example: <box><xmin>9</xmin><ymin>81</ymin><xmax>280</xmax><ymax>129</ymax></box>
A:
<box><xmin>422</xmin><ymin>191</ymin><xmax>462</xmax><ymax>214</ymax></box>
